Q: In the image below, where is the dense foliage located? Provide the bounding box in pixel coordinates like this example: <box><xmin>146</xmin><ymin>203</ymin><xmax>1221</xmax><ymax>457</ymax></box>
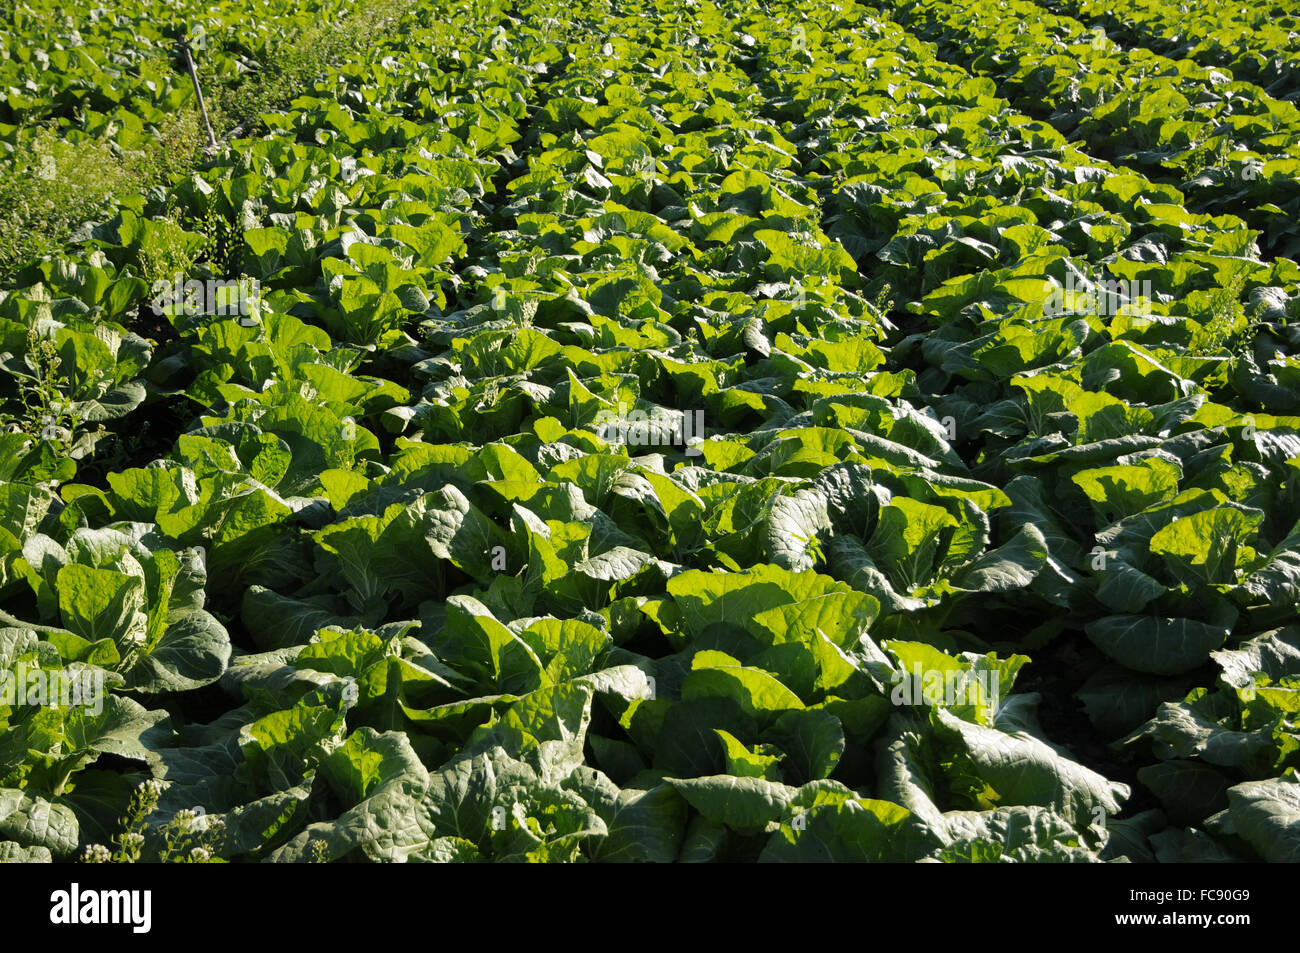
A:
<box><xmin>1</xmin><ymin>0</ymin><xmax>1299</xmax><ymax>863</ymax></box>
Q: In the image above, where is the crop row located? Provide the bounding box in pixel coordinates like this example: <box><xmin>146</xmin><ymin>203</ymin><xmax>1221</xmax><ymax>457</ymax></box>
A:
<box><xmin>1045</xmin><ymin>0</ymin><xmax>1300</xmax><ymax>97</ymax></box>
<box><xmin>881</xmin><ymin>0</ymin><xmax>1300</xmax><ymax>259</ymax></box>
<box><xmin>752</xmin><ymin>1</ymin><xmax>1300</xmax><ymax>862</ymax></box>
<box><xmin>0</xmin><ymin>0</ymin><xmax>535</xmax><ymax>859</ymax></box>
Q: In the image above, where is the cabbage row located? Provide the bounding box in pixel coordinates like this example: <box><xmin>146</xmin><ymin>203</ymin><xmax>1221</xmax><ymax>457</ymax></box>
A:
<box><xmin>883</xmin><ymin>0</ymin><xmax>1300</xmax><ymax>259</ymax></box>
<box><xmin>1044</xmin><ymin>0</ymin><xmax>1300</xmax><ymax>96</ymax></box>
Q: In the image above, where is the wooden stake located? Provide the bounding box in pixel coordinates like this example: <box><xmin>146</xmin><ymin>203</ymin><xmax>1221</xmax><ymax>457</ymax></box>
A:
<box><xmin>177</xmin><ymin>38</ymin><xmax>219</xmax><ymax>154</ymax></box>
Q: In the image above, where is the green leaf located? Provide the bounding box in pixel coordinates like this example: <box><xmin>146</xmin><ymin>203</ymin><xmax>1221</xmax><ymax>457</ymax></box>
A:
<box><xmin>932</xmin><ymin>709</ymin><xmax>1129</xmax><ymax>829</ymax></box>
<box><xmin>563</xmin><ymin>770</ymin><xmax>686</xmax><ymax>862</ymax></box>
<box><xmin>1226</xmin><ymin>775</ymin><xmax>1300</xmax><ymax>863</ymax></box>
<box><xmin>1086</xmin><ymin>614</ymin><xmax>1233</xmax><ymax>676</ymax></box>
<box><xmin>664</xmin><ymin>775</ymin><xmax>797</xmax><ymax>834</ymax></box>
<box><xmin>0</xmin><ymin>789</ymin><xmax>78</xmax><ymax>858</ymax></box>
<box><xmin>765</xmin><ymin>709</ymin><xmax>845</xmax><ymax>782</ymax></box>
<box><xmin>56</xmin><ymin>564</ymin><xmax>147</xmax><ymax>648</ymax></box>
<box><xmin>1149</xmin><ymin>508</ymin><xmax>1261</xmax><ymax>587</ymax></box>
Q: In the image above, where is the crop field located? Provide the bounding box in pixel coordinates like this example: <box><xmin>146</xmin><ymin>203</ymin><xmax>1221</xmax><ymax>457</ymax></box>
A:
<box><xmin>0</xmin><ymin>0</ymin><xmax>1298</xmax><ymax>866</ymax></box>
